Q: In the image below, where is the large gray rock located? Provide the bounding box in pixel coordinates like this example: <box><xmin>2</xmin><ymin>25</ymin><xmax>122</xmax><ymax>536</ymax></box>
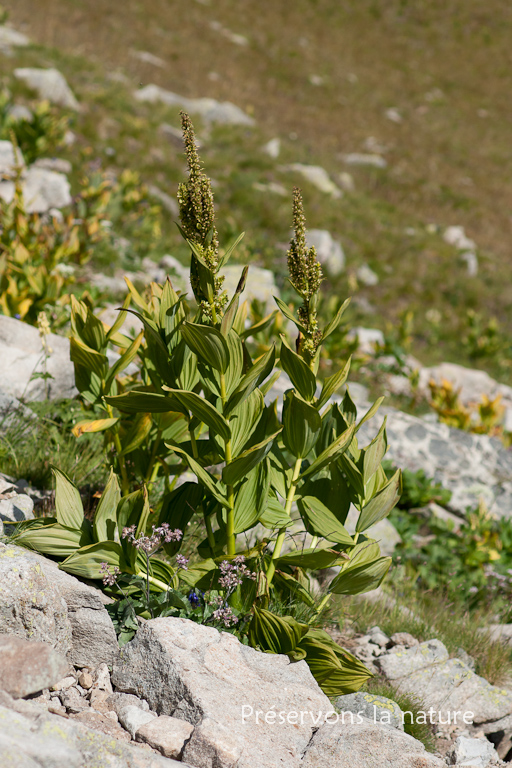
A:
<box><xmin>0</xmin><ymin>544</ymin><xmax>118</xmax><ymax>668</ymax></box>
<box><xmin>335</xmin><ymin>692</ymin><xmax>404</xmax><ymax>730</ymax></box>
<box><xmin>0</xmin><ymin>543</ymin><xmax>72</xmax><ymax>657</ymax></box>
<box><xmin>306</xmin><ymin>229</ymin><xmax>345</xmax><ymax>275</ymax></box>
<box><xmin>23</xmin><ymin>167</ymin><xmax>72</xmax><ymax>213</ymax></box>
<box><xmin>418</xmin><ymin>362</ymin><xmax>512</xmax><ymax>410</ymax></box>
<box><xmin>376</xmin><ymin>640</ymin><xmax>512</xmax><ymax>725</ymax></box>
<box><xmin>448</xmin><ymin>735</ymin><xmax>497</xmax><ymax>767</ymax></box>
<box><xmin>0</xmin><ymin>635</ymin><xmax>69</xmax><ymax>698</ymax></box>
<box><xmin>357</xmin><ymin>405</ymin><xmax>512</xmax><ymax>519</ymax></box>
<box><xmin>14</xmin><ymin>68</ymin><xmax>79</xmax><ymax>110</ymax></box>
<box><xmin>134</xmin><ymin>85</ymin><xmax>255</xmax><ymax>126</ymax></box>
<box><xmin>112</xmin><ymin>617</ymin><xmax>332</xmax><ymax>768</ymax></box>
<box><xmin>0</xmin><ymin>694</ymin><xmax>185</xmax><ymax>768</ymax></box>
<box><xmin>301</xmin><ymin>717</ymin><xmax>445</xmax><ymax>768</ymax></box>
<box><xmin>0</xmin><ymin>315</ymin><xmax>76</xmax><ymax>401</ymax></box>
<box><xmin>136</xmin><ymin>716</ymin><xmax>194</xmax><ymax>760</ymax></box>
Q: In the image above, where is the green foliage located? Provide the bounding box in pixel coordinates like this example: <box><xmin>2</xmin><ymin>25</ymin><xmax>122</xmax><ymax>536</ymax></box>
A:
<box><xmin>0</xmin><ymin>91</ymin><xmax>70</xmax><ymax>164</ymax></box>
<box><xmin>383</xmin><ymin>462</ymin><xmax>451</xmax><ymax>510</ymax></box>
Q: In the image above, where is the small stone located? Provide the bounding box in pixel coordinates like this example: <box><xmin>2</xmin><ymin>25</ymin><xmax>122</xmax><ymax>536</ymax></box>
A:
<box><xmin>89</xmin><ymin>689</ymin><xmax>110</xmax><ymax>712</ymax></box>
<box><xmin>51</xmin><ymin>675</ymin><xmax>76</xmax><ymax>692</ymax></box>
<box><xmin>281</xmin><ymin>163</ymin><xmax>342</xmax><ymax>198</ymax></box>
<box><xmin>118</xmin><ymin>705</ymin><xmax>156</xmax><ymax>739</ymax></box>
<box><xmin>78</xmin><ymin>671</ymin><xmax>93</xmax><ymax>689</ymax></box>
<box><xmin>92</xmin><ymin>663</ymin><xmax>113</xmax><ymax>693</ymax></box>
<box><xmin>70</xmin><ymin>709</ymin><xmax>132</xmax><ymax>742</ymax></box>
<box><xmin>389</xmin><ymin>632</ymin><xmax>419</xmax><ymax>648</ymax></box>
<box><xmin>262</xmin><ymin>138</ymin><xmax>280</xmax><ymax>158</ymax></box>
<box><xmin>357</xmin><ymin>263</ymin><xmax>379</xmax><ymax>286</ymax></box>
<box><xmin>367</xmin><ymin>627</ymin><xmax>390</xmax><ymax>647</ymax></box>
<box><xmin>182</xmin><ymin>717</ymin><xmax>242</xmax><ymax>768</ymax></box>
<box><xmin>448</xmin><ymin>735</ymin><xmax>497</xmax><ymax>767</ymax></box>
<box><xmin>106</xmin><ymin>692</ymin><xmax>150</xmax><ymax>715</ymax></box>
<box><xmin>60</xmin><ymin>687</ymin><xmax>89</xmax><ymax>714</ymax></box>
<box><xmin>47</xmin><ymin>702</ymin><xmax>67</xmax><ymax>716</ymax></box>
<box><xmin>342</xmin><ymin>152</ymin><xmax>387</xmax><ymax>169</ymax></box>
<box><xmin>136</xmin><ymin>715</ymin><xmax>194</xmax><ymax>759</ymax></box>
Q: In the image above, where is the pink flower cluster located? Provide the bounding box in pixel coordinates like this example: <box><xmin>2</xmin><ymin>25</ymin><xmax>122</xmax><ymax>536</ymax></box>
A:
<box><xmin>100</xmin><ymin>562</ymin><xmax>120</xmax><ymax>587</ymax></box>
<box><xmin>122</xmin><ymin>523</ymin><xmax>183</xmax><ymax>554</ymax></box>
<box><xmin>218</xmin><ymin>555</ymin><xmax>257</xmax><ymax>591</ymax></box>
<box><xmin>211</xmin><ymin>595</ymin><xmax>239</xmax><ymax>627</ymax></box>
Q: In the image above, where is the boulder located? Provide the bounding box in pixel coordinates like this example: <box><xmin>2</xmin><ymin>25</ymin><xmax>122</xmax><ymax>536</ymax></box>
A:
<box><xmin>112</xmin><ymin>617</ymin><xmax>332</xmax><ymax>768</ymax></box>
<box><xmin>0</xmin><ymin>25</ymin><xmax>30</xmax><ymax>50</ymax></box>
<box><xmin>335</xmin><ymin>692</ymin><xmax>404</xmax><ymax>730</ymax></box>
<box><xmin>23</xmin><ymin>167</ymin><xmax>72</xmax><ymax>213</ymax></box>
<box><xmin>0</xmin><ymin>635</ymin><xmax>69</xmax><ymax>698</ymax></box>
<box><xmin>0</xmin><ymin>493</ymin><xmax>34</xmax><ymax>525</ymax></box>
<box><xmin>306</xmin><ymin>229</ymin><xmax>345</xmax><ymax>275</ymax></box>
<box><xmin>0</xmin><ymin>315</ymin><xmax>76</xmax><ymax>401</ymax></box>
<box><xmin>281</xmin><ymin>163</ymin><xmax>342</xmax><ymax>198</ymax></box>
<box><xmin>134</xmin><ymin>85</ymin><xmax>255</xmax><ymax>126</ymax></box>
<box><xmin>301</xmin><ymin>716</ymin><xmax>445</xmax><ymax>768</ymax></box>
<box><xmin>14</xmin><ymin>67</ymin><xmax>79</xmax><ymax>110</ymax></box>
<box><xmin>0</xmin><ymin>544</ymin><xmax>118</xmax><ymax>668</ymax></box>
<box><xmin>357</xmin><ymin>405</ymin><xmax>512</xmax><ymax>519</ymax></box>
<box><xmin>448</xmin><ymin>735</ymin><xmax>497</xmax><ymax>767</ymax></box>
<box><xmin>0</xmin><ymin>694</ymin><xmax>184</xmax><ymax>767</ymax></box>
<box><xmin>375</xmin><ymin>640</ymin><xmax>512</xmax><ymax>725</ymax></box>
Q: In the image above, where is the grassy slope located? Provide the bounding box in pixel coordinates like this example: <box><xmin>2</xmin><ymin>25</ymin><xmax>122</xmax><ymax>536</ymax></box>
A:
<box><xmin>5</xmin><ymin>0</ymin><xmax>512</xmax><ymax>376</ymax></box>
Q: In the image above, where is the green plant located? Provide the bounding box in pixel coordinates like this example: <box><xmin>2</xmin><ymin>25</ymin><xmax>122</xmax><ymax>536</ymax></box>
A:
<box><xmin>384</xmin><ymin>462</ymin><xmax>451</xmax><ymax>510</ymax></box>
<box><xmin>0</xmin><ymin>93</ymin><xmax>70</xmax><ymax>164</ymax></box>
<box><xmin>17</xmin><ymin>113</ymin><xmax>404</xmax><ymax>699</ymax></box>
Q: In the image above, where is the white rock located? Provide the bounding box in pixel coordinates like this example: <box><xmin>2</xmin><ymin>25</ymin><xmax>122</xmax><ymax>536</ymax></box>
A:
<box><xmin>33</xmin><ymin>157</ymin><xmax>72</xmax><ymax>174</ymax></box>
<box><xmin>0</xmin><ymin>139</ymin><xmax>25</xmax><ymax>175</ymax></box>
<box><xmin>385</xmin><ymin>107</ymin><xmax>403</xmax><ymax>123</ymax></box>
<box><xmin>183</xmin><ymin>717</ymin><xmax>241</xmax><ymax>768</ymax></box>
<box><xmin>477</xmin><ymin>624</ymin><xmax>512</xmax><ymax>647</ymax></box>
<box><xmin>342</xmin><ymin>153</ymin><xmax>387</xmax><ymax>169</ymax></box>
<box><xmin>134</xmin><ymin>85</ymin><xmax>255</xmax><ymax>126</ymax></box>
<box><xmin>209</xmin><ymin>21</ymin><xmax>249</xmax><ymax>47</ymax></box>
<box><xmin>262</xmin><ymin>137</ymin><xmax>281</xmax><ymax>158</ymax></box>
<box><xmin>14</xmin><ymin>68</ymin><xmax>79</xmax><ymax>110</ymax></box>
<box><xmin>418</xmin><ymin>362</ymin><xmax>512</xmax><ymax>410</ymax></box>
<box><xmin>23</xmin><ymin>167</ymin><xmax>72</xmax><ymax>213</ymax></box>
<box><xmin>443</xmin><ymin>225</ymin><xmax>476</xmax><ymax>252</ymax></box>
<box><xmin>357</xmin><ymin>263</ymin><xmax>379</xmax><ymax>286</ymax></box>
<box><xmin>461</xmin><ymin>251</ymin><xmax>479</xmax><ymax>276</ymax></box>
<box><xmin>130</xmin><ymin>49</ymin><xmax>166</xmax><ymax>67</ymax></box>
<box><xmin>338</xmin><ymin>171</ymin><xmax>355</xmax><ymax>192</ymax></box>
<box><xmin>306</xmin><ymin>229</ymin><xmax>345</xmax><ymax>275</ymax></box>
<box><xmin>253</xmin><ymin>180</ymin><xmax>288</xmax><ymax>196</ymax></box>
<box><xmin>0</xmin><ymin>26</ymin><xmax>30</xmax><ymax>50</ymax></box>
<box><xmin>0</xmin><ymin>493</ymin><xmax>34</xmax><ymax>524</ymax></box>
<box><xmin>449</xmin><ymin>735</ymin><xmax>497</xmax><ymax>767</ymax></box>
<box><xmin>222</xmin><ymin>264</ymin><xmax>278</xmax><ymax>315</ymax></box>
<box><xmin>346</xmin><ymin>327</ymin><xmax>385</xmax><ymax>354</ymax></box>
<box><xmin>282</xmin><ymin>163</ymin><xmax>342</xmax><ymax>198</ymax></box>
<box><xmin>7</xmin><ymin>104</ymin><xmax>33</xmax><ymax>122</ymax></box>
<box><xmin>136</xmin><ymin>715</ymin><xmax>194</xmax><ymax>759</ymax></box>
<box><xmin>118</xmin><ymin>705</ymin><xmax>156</xmax><ymax>739</ymax></box>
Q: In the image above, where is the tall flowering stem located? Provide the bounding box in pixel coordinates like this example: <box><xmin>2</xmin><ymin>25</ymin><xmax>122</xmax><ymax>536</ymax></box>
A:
<box><xmin>287</xmin><ymin>188</ymin><xmax>323</xmax><ymax>367</ymax></box>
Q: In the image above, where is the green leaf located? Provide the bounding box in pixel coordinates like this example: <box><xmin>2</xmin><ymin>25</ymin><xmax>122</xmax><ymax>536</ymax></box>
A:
<box><xmin>274</xmin><ymin>296</ymin><xmax>307</xmax><ymax>334</ymax></box>
<box><xmin>248</xmin><ymin>607</ymin><xmax>309</xmax><ymax>655</ymax></box>
<box><xmin>329</xmin><ymin>555</ymin><xmax>391</xmax><ymax>595</ymax></box>
<box><xmin>298</xmin><ymin>628</ymin><xmax>372</xmax><ymax>697</ymax></box>
<box><xmin>222</xmin><ymin>433</ymin><xmax>278</xmax><ymax>486</ymax></box>
<box><xmin>316</xmin><ymin>357</ymin><xmax>351</xmax><ymax>411</ymax></box>
<box><xmin>225</xmin><ymin>345</ymin><xmax>276</xmax><ymax>416</ymax></box>
<box><xmin>233</xmin><ymin>461</ymin><xmax>270</xmax><ymax>533</ymax></box>
<box><xmin>356</xmin><ymin>470</ymin><xmax>402</xmax><ymax>532</ymax></box>
<box><xmin>14</xmin><ymin>521</ymin><xmax>91</xmax><ymax>558</ymax></box>
<box><xmin>70</xmin><ymin>337</ymin><xmax>108</xmax><ymax>379</ymax></box>
<box><xmin>71</xmin><ymin>418</ymin><xmax>119</xmax><ymax>438</ymax></box>
<box><xmin>124</xmin><ymin>276</ymin><xmax>149</xmax><ymax>312</ymax></box>
<box><xmin>229</xmin><ymin>389</ymin><xmax>265</xmax><ymax>456</ymax></box>
<box><xmin>362</xmin><ymin>418</ymin><xmax>387</xmax><ymax>483</ymax></box>
<box><xmin>181</xmin><ymin>322</ymin><xmax>229</xmax><ymax>373</ymax></box>
<box><xmin>259</xmin><ymin>495</ymin><xmax>290</xmax><ymax>529</ymax></box>
<box><xmin>93</xmin><ymin>469</ymin><xmax>121</xmax><ymax>542</ymax></box>
<box><xmin>105</xmin><ymin>391</ymin><xmax>180</xmax><ymax>414</ymax></box>
<box><xmin>298</xmin><ymin>496</ymin><xmax>353</xmax><ymax>545</ymax></box>
<box><xmin>276</xmin><ymin>548</ymin><xmax>346</xmax><ymax>569</ymax></box>
<box><xmin>220</xmin><ymin>266</ymin><xmax>248</xmax><ymax>336</ymax></box>
<box><xmin>61</xmin><ymin>541</ymin><xmax>131</xmax><ymax>580</ymax></box>
<box><xmin>279</xmin><ymin>337</ymin><xmax>317</xmax><ymax>401</ymax></box>
<box><xmin>217</xmin><ymin>231</ymin><xmax>245</xmax><ymax>269</ymax></box>
<box><xmin>170</xmin><ymin>444</ymin><xmax>229</xmax><ymax>508</ymax></box>
<box><xmin>283</xmin><ymin>391</ymin><xmax>322</xmax><ymax>458</ymax></box>
<box><xmin>321</xmin><ymin>298</ymin><xmax>350</xmax><ymax>341</ymax></box>
<box><xmin>104</xmin><ymin>332</ymin><xmax>144</xmax><ymax>393</ymax></box>
<box><xmin>159</xmin><ymin>482</ymin><xmax>204</xmax><ymax>556</ymax></box>
<box><xmin>163</xmin><ymin>389</ymin><xmax>231</xmax><ymax>441</ymax></box>
<box><xmin>105</xmin><ymin>294</ymin><xmax>131</xmax><ymax>340</ymax></box>
<box><xmin>357</xmin><ymin>397</ymin><xmax>385</xmax><ymax>432</ymax></box>
<box><xmin>299</xmin><ymin>424</ymin><xmax>356</xmax><ymax>480</ymax></box>
<box><xmin>239</xmin><ymin>310</ymin><xmax>278</xmax><ymax>341</ymax></box>
<box><xmin>118</xmin><ymin>413</ymin><xmax>153</xmax><ymax>456</ymax></box>
<box><xmin>52</xmin><ymin>467</ymin><xmax>84</xmax><ymax>530</ymax></box>
<box><xmin>273</xmin><ymin>571</ymin><xmax>316</xmax><ymax>608</ymax></box>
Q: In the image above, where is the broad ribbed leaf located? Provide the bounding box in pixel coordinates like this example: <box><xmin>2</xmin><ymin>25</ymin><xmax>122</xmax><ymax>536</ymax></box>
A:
<box><xmin>329</xmin><ymin>556</ymin><xmax>391</xmax><ymax>595</ymax></box>
<box><xmin>356</xmin><ymin>397</ymin><xmax>385</xmax><ymax>431</ymax></box>
<box><xmin>298</xmin><ymin>628</ymin><xmax>372</xmax><ymax>697</ymax></box>
<box><xmin>181</xmin><ymin>322</ymin><xmax>229</xmax><ymax>373</ymax></box>
<box><xmin>225</xmin><ymin>345</ymin><xmax>276</xmax><ymax>415</ymax></box>
<box><xmin>222</xmin><ymin>433</ymin><xmax>278</xmax><ymax>486</ymax></box>
<box><xmin>70</xmin><ymin>337</ymin><xmax>108</xmax><ymax>379</ymax></box>
<box><xmin>356</xmin><ymin>470</ymin><xmax>402</xmax><ymax>532</ymax></box>
<box><xmin>298</xmin><ymin>496</ymin><xmax>353</xmax><ymax>545</ymax></box>
<box><xmin>52</xmin><ymin>467</ymin><xmax>84</xmax><ymax>530</ymax></box>
<box><xmin>274</xmin><ymin>296</ymin><xmax>307</xmax><ymax>334</ymax></box>
<box><xmin>106</xmin><ymin>391</ymin><xmax>180</xmax><ymax>414</ymax></box>
<box><xmin>118</xmin><ymin>413</ymin><xmax>153</xmax><ymax>456</ymax></box>
<box><xmin>72</xmin><ymin>418</ymin><xmax>118</xmax><ymax>437</ymax></box>
<box><xmin>104</xmin><ymin>331</ymin><xmax>144</xmax><ymax>393</ymax></box>
<box><xmin>316</xmin><ymin>357</ymin><xmax>351</xmax><ymax>411</ymax></box>
<box><xmin>321</xmin><ymin>298</ymin><xmax>350</xmax><ymax>341</ymax></box>
<box><xmin>362</xmin><ymin>418</ymin><xmax>387</xmax><ymax>483</ymax></box>
<box><xmin>61</xmin><ymin>541</ymin><xmax>131</xmax><ymax>580</ymax></box>
<box><xmin>229</xmin><ymin>389</ymin><xmax>264</xmax><ymax>456</ymax></box>
<box><xmin>170</xmin><ymin>444</ymin><xmax>229</xmax><ymax>508</ymax></box>
<box><xmin>276</xmin><ymin>548</ymin><xmax>346</xmax><ymax>569</ymax></box>
<box><xmin>248</xmin><ymin>607</ymin><xmax>309</xmax><ymax>655</ymax></box>
<box><xmin>14</xmin><ymin>522</ymin><xmax>91</xmax><ymax>557</ymax></box>
<box><xmin>259</xmin><ymin>495</ymin><xmax>290</xmax><ymax>529</ymax></box>
<box><xmin>283</xmin><ymin>391</ymin><xmax>321</xmax><ymax>458</ymax></box>
<box><xmin>233</xmin><ymin>461</ymin><xmax>270</xmax><ymax>533</ymax></box>
<box><xmin>299</xmin><ymin>424</ymin><xmax>355</xmax><ymax>480</ymax></box>
<box><xmin>163</xmin><ymin>389</ymin><xmax>231</xmax><ymax>441</ymax></box>
<box><xmin>93</xmin><ymin>469</ymin><xmax>121</xmax><ymax>542</ymax></box>
<box><xmin>279</xmin><ymin>338</ymin><xmax>317</xmax><ymax>401</ymax></box>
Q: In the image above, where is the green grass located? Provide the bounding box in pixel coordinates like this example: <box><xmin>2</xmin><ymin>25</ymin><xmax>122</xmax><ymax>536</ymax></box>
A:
<box><xmin>4</xmin><ymin>0</ymin><xmax>512</xmax><ymax>380</ymax></box>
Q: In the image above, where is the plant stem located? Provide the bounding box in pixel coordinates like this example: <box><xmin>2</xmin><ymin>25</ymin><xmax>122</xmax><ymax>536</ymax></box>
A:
<box><xmin>190</xmin><ymin>421</ymin><xmax>216</xmax><ymax>555</ymax></box>
<box><xmin>220</xmin><ymin>372</ymin><xmax>236</xmax><ymax>556</ymax></box>
<box><xmin>105</xmin><ymin>402</ymin><xmax>129</xmax><ymax>494</ymax></box>
<box><xmin>309</xmin><ymin>592</ymin><xmax>331</xmax><ymax>624</ymax></box>
<box><xmin>145</xmin><ymin>428</ymin><xmax>162</xmax><ymax>486</ymax></box>
<box><xmin>265</xmin><ymin>456</ymin><xmax>302</xmax><ymax>585</ymax></box>
<box><xmin>146</xmin><ymin>552</ymin><xmax>153</xmax><ymax>618</ymax></box>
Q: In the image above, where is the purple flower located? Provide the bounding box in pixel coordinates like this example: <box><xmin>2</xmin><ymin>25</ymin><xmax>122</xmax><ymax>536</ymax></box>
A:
<box><xmin>212</xmin><ymin>604</ymin><xmax>239</xmax><ymax>628</ymax></box>
<box><xmin>175</xmin><ymin>554</ymin><xmax>189</xmax><ymax>571</ymax></box>
<box><xmin>99</xmin><ymin>562</ymin><xmax>120</xmax><ymax>587</ymax></box>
